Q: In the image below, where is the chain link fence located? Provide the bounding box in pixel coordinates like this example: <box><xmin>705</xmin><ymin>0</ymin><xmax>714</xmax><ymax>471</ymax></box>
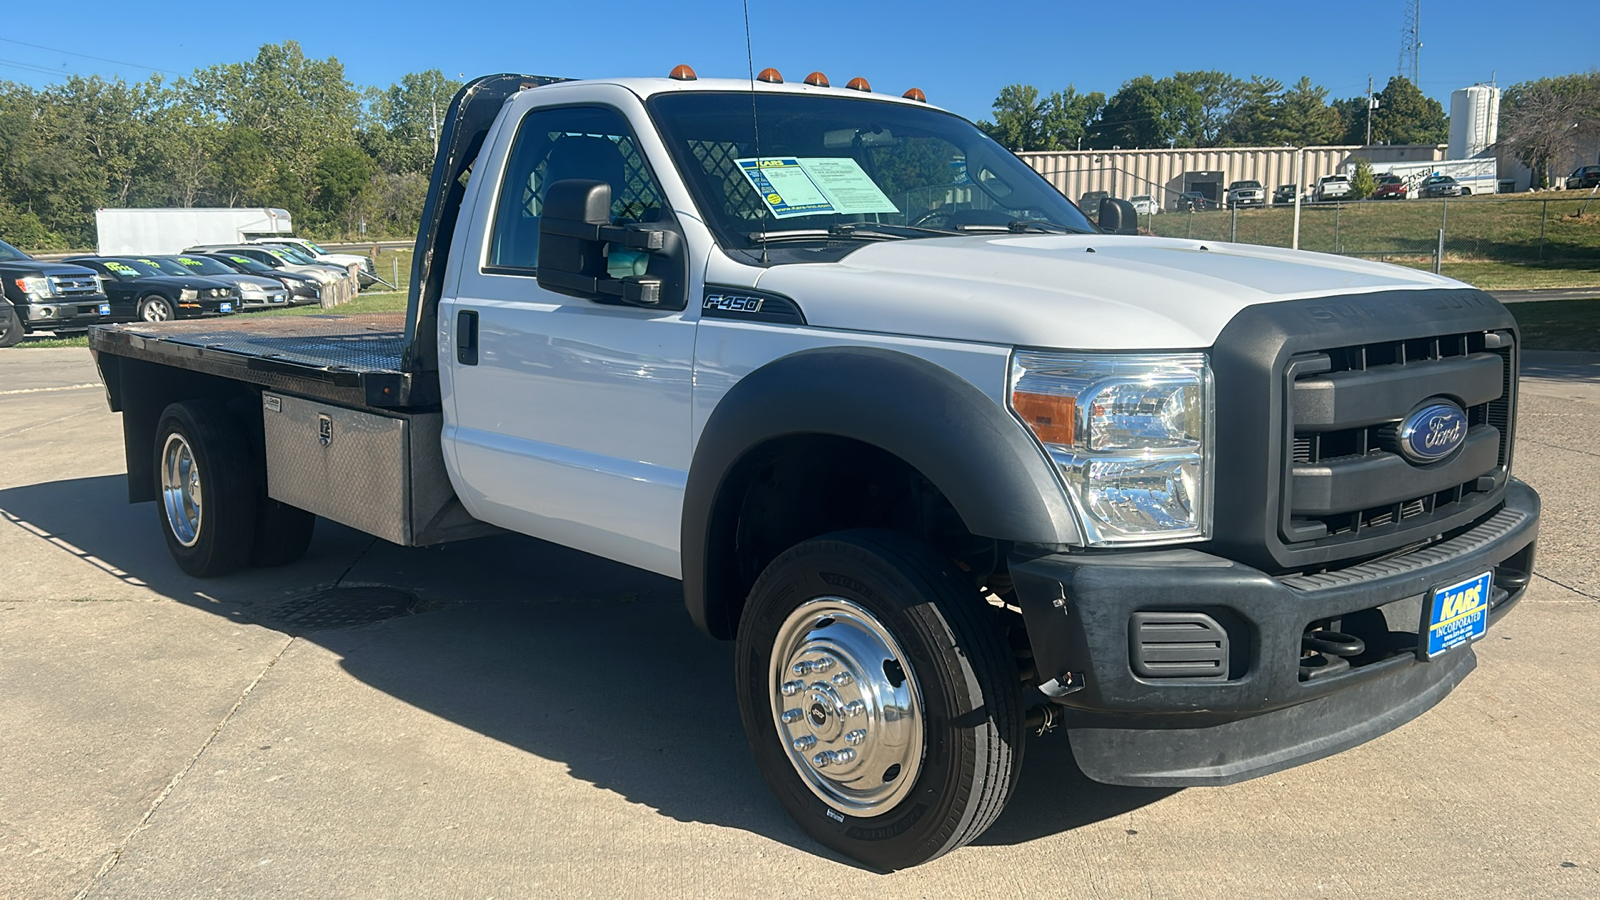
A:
<box><xmin>1142</xmin><ymin>195</ymin><xmax>1600</xmax><ymax>281</ymax></box>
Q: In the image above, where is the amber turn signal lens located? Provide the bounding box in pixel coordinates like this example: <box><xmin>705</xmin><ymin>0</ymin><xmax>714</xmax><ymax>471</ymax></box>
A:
<box><xmin>1012</xmin><ymin>391</ymin><xmax>1076</xmax><ymax>446</ymax></box>
<box><xmin>845</xmin><ymin>77</ymin><xmax>871</xmax><ymax>92</ymax></box>
<box><xmin>757</xmin><ymin>67</ymin><xmax>783</xmax><ymax>83</ymax></box>
<box><xmin>803</xmin><ymin>71</ymin><xmax>830</xmax><ymax>87</ymax></box>
<box><xmin>902</xmin><ymin>87</ymin><xmax>927</xmax><ymax>102</ymax></box>
<box><xmin>669</xmin><ymin>64</ymin><xmax>697</xmax><ymax>81</ymax></box>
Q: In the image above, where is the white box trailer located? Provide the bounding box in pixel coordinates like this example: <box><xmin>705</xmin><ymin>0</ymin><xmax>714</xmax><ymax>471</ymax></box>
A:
<box><xmin>95</xmin><ymin>208</ymin><xmax>294</xmax><ymax>255</ymax></box>
<box><xmin>1359</xmin><ymin>158</ymin><xmax>1499</xmax><ymax>198</ymax></box>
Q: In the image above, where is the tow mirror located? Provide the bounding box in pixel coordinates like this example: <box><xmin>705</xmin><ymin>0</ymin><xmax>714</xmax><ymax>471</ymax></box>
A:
<box><xmin>1098</xmin><ymin>198</ymin><xmax>1140</xmax><ymax>235</ymax></box>
<box><xmin>536</xmin><ymin>179</ymin><xmax>681</xmax><ymax>307</ymax></box>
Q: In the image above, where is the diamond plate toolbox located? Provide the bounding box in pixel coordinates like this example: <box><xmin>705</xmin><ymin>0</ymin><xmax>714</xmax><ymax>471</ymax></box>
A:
<box><xmin>261</xmin><ymin>393</ymin><xmax>447</xmax><ymax>545</ymax></box>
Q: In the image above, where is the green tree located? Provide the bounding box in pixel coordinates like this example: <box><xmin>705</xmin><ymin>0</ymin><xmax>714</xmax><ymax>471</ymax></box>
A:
<box><xmin>1089</xmin><ymin>76</ymin><xmax>1173</xmax><ymax>149</ymax></box>
<box><xmin>1350</xmin><ymin>158</ymin><xmax>1377</xmax><ymax>198</ymax></box>
<box><xmin>1368</xmin><ymin>77</ymin><xmax>1447</xmax><ymax>145</ymax></box>
<box><xmin>1268</xmin><ymin>77</ymin><xmax>1339</xmax><ymax>145</ymax></box>
<box><xmin>1220</xmin><ymin>76</ymin><xmax>1282</xmax><ymax>145</ymax></box>
<box><xmin>979</xmin><ymin>84</ymin><xmax>1104</xmax><ymax>151</ymax></box>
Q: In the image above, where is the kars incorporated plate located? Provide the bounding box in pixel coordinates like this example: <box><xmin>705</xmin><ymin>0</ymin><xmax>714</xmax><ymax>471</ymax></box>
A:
<box><xmin>1421</xmin><ymin>571</ymin><xmax>1492</xmax><ymax>659</ymax></box>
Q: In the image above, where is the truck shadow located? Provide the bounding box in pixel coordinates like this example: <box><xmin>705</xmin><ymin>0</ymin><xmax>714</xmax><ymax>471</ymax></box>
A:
<box><xmin>0</xmin><ymin>473</ymin><xmax>1170</xmax><ymax>859</ymax></box>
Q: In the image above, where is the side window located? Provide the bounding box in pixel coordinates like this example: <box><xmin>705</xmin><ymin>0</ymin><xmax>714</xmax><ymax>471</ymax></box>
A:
<box><xmin>488</xmin><ymin>106</ymin><xmax>666</xmax><ymax>272</ymax></box>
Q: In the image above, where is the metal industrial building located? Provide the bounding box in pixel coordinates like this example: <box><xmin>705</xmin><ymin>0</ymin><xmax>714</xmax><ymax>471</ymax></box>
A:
<box><xmin>1019</xmin><ymin>144</ymin><xmax>1447</xmax><ymax>209</ymax></box>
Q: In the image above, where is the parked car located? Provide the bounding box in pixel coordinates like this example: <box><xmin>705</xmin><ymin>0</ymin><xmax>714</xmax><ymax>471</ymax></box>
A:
<box><xmin>1373</xmin><ymin>174</ymin><xmax>1409</xmax><ymax>200</ymax></box>
<box><xmin>1174</xmin><ymin>191</ymin><xmax>1217</xmax><ymax>211</ymax></box>
<box><xmin>152</xmin><ymin>255</ymin><xmax>291</xmax><ymax>309</ymax></box>
<box><xmin>1272</xmin><ymin>184</ymin><xmax>1297</xmax><ymax>205</ymax></box>
<box><xmin>0</xmin><ymin>238</ymin><xmax>110</xmax><ymax>347</ymax></box>
<box><xmin>184</xmin><ymin>244</ymin><xmax>351</xmax><ymax>298</ymax></box>
<box><xmin>1078</xmin><ymin>190</ymin><xmax>1110</xmax><ymax>214</ymax></box>
<box><xmin>1315</xmin><ymin>175</ymin><xmax>1352</xmax><ymax>202</ymax></box>
<box><xmin>247</xmin><ymin>237</ymin><xmax>378</xmax><ymax>286</ymax></box>
<box><xmin>1129</xmin><ymin>194</ymin><xmax>1159</xmax><ymax>215</ymax></box>
<box><xmin>1419</xmin><ymin>174</ymin><xmax>1466</xmax><ymax>198</ymax></box>
<box><xmin>1225</xmin><ymin>180</ymin><xmax>1265</xmax><ymax>208</ymax></box>
<box><xmin>193</xmin><ymin>252</ymin><xmax>323</xmax><ymax>305</ymax></box>
<box><xmin>62</xmin><ymin>256</ymin><xmax>239</xmax><ymax>322</ymax></box>
<box><xmin>1565</xmin><ymin>165</ymin><xmax>1600</xmax><ymax>190</ymax></box>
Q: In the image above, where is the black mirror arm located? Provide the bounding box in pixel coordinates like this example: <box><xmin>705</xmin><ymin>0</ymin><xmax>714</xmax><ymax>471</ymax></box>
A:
<box><xmin>539</xmin><ymin>218</ymin><xmax>668</xmax><ymax>253</ymax></box>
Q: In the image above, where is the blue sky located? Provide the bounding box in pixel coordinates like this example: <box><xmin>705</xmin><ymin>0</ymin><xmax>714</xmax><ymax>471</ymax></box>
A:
<box><xmin>0</xmin><ymin>0</ymin><xmax>1592</xmax><ymax>121</ymax></box>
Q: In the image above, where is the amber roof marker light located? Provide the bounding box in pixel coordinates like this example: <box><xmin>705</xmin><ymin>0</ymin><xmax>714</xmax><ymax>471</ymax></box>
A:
<box><xmin>669</xmin><ymin>64</ymin><xmax>697</xmax><ymax>81</ymax></box>
<box><xmin>902</xmin><ymin>87</ymin><xmax>927</xmax><ymax>102</ymax></box>
<box><xmin>803</xmin><ymin>72</ymin><xmax>830</xmax><ymax>87</ymax></box>
<box><xmin>757</xmin><ymin>68</ymin><xmax>783</xmax><ymax>84</ymax></box>
<box><xmin>846</xmin><ymin>77</ymin><xmax>872</xmax><ymax>92</ymax></box>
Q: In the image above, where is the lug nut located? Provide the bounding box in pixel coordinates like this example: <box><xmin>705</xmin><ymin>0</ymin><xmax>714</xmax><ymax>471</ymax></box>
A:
<box><xmin>792</xmin><ymin>735</ymin><xmax>817</xmax><ymax>752</ymax></box>
<box><xmin>792</xmin><ymin>660</ymin><xmax>813</xmax><ymax>676</ymax></box>
<box><xmin>780</xmin><ymin>680</ymin><xmax>805</xmax><ymax>696</ymax></box>
<box><xmin>845</xmin><ymin>729</ymin><xmax>867</xmax><ymax>744</ymax></box>
<box><xmin>811</xmin><ymin>656</ymin><xmax>836</xmax><ymax>673</ymax></box>
<box><xmin>813</xmin><ymin>748</ymin><xmax>858</xmax><ymax>768</ymax></box>
<box><xmin>781</xmin><ymin>709</ymin><xmax>803</xmax><ymax>724</ymax></box>
<box><xmin>843</xmin><ymin>700</ymin><xmax>867</xmax><ymax>717</ymax></box>
<box><xmin>832</xmin><ymin>671</ymin><xmax>853</xmax><ymax>687</ymax></box>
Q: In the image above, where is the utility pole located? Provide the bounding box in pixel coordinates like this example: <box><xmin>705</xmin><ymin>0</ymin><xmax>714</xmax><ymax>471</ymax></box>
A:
<box><xmin>1366</xmin><ymin>75</ymin><xmax>1375</xmax><ymax>145</ymax></box>
<box><xmin>1292</xmin><ymin>148</ymin><xmax>1304</xmax><ymax>250</ymax></box>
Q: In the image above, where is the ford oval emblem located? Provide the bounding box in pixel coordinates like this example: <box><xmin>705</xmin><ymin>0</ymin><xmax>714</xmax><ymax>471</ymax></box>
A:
<box><xmin>1398</xmin><ymin>401</ymin><xmax>1468</xmax><ymax>463</ymax></box>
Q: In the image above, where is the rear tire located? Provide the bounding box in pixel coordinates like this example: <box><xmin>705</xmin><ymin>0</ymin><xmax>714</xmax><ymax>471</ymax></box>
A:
<box><xmin>155</xmin><ymin>401</ymin><xmax>258</xmax><ymax>577</ymax></box>
<box><xmin>735</xmin><ymin>529</ymin><xmax>1023</xmax><ymax>870</ymax></box>
<box><xmin>0</xmin><ymin>305</ymin><xmax>22</xmax><ymax>348</ymax></box>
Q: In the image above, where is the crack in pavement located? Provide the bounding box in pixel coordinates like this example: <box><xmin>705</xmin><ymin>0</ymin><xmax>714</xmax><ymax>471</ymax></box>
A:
<box><xmin>1535</xmin><ymin>571</ymin><xmax>1600</xmax><ymax>602</ymax></box>
<box><xmin>0</xmin><ymin>408</ymin><xmax>98</xmax><ymax>442</ymax></box>
<box><xmin>70</xmin><ymin>634</ymin><xmax>297</xmax><ymax>900</ymax></box>
<box><xmin>1521</xmin><ymin>437</ymin><xmax>1600</xmax><ymax>460</ymax></box>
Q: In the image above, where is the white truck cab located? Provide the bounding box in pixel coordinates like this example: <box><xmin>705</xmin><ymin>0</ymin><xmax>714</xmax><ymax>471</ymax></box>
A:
<box><xmin>89</xmin><ymin>71</ymin><xmax>1540</xmax><ymax>870</ymax></box>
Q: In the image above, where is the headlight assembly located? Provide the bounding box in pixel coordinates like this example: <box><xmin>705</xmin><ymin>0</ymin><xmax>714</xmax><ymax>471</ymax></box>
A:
<box><xmin>1010</xmin><ymin>351</ymin><xmax>1213</xmax><ymax>546</ymax></box>
<box><xmin>14</xmin><ymin>276</ymin><xmax>55</xmax><ymax>298</ymax></box>
<box><xmin>179</xmin><ymin>289</ymin><xmax>199</xmax><ymax>301</ymax></box>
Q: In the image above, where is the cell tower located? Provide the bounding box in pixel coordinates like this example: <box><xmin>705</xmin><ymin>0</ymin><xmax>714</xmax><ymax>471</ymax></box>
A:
<box><xmin>1398</xmin><ymin>0</ymin><xmax>1420</xmax><ymax>85</ymax></box>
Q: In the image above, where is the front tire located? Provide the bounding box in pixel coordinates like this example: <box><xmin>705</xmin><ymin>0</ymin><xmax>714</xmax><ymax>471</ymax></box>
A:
<box><xmin>155</xmin><ymin>401</ymin><xmax>258</xmax><ymax>577</ymax></box>
<box><xmin>0</xmin><ymin>305</ymin><xmax>22</xmax><ymax>348</ymax></box>
<box><xmin>735</xmin><ymin>529</ymin><xmax>1023</xmax><ymax>870</ymax></box>
<box><xmin>139</xmin><ymin>294</ymin><xmax>175</xmax><ymax>322</ymax></box>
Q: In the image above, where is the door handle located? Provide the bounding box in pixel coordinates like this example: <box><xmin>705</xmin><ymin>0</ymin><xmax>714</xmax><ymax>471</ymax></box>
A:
<box><xmin>456</xmin><ymin>310</ymin><xmax>478</xmax><ymax>365</ymax></box>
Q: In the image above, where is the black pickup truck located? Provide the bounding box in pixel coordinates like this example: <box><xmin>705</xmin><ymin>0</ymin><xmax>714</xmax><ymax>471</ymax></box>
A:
<box><xmin>1</xmin><ymin>238</ymin><xmax>111</xmax><ymax>347</ymax></box>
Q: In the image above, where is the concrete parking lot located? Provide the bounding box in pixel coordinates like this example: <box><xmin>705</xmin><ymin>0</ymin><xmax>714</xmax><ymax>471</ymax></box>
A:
<box><xmin>3</xmin><ymin>347</ymin><xmax>1598</xmax><ymax>899</ymax></box>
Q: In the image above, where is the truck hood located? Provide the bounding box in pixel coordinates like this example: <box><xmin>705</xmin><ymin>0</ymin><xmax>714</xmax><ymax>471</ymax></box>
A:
<box><xmin>750</xmin><ymin>234</ymin><xmax>1462</xmax><ymax>349</ymax></box>
<box><xmin>0</xmin><ymin>260</ymin><xmax>100</xmax><ymax>278</ymax></box>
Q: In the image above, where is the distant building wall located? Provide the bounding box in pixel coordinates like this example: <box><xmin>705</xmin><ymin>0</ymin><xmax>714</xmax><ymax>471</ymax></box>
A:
<box><xmin>1019</xmin><ymin>145</ymin><xmax>1447</xmax><ymax>208</ymax></box>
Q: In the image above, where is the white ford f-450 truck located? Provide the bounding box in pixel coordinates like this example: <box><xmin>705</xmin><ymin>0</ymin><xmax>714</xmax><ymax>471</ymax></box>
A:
<box><xmin>88</xmin><ymin>72</ymin><xmax>1540</xmax><ymax>869</ymax></box>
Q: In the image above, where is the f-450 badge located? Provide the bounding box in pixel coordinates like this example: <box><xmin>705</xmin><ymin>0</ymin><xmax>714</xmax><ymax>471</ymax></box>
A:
<box><xmin>703</xmin><ymin>294</ymin><xmax>765</xmax><ymax>313</ymax></box>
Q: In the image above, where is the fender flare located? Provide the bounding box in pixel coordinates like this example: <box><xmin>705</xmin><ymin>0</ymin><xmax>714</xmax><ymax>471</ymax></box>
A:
<box><xmin>681</xmin><ymin>346</ymin><xmax>1079</xmax><ymax>638</ymax></box>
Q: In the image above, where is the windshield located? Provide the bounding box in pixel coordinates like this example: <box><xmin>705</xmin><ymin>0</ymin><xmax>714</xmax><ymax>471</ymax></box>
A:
<box><xmin>137</xmin><ymin>257</ymin><xmax>192</xmax><ymax>276</ymax></box>
<box><xmin>172</xmin><ymin>255</ymin><xmax>235</xmax><ymax>276</ymax></box>
<box><xmin>648</xmin><ymin>92</ymin><xmax>1095</xmax><ymax>261</ymax></box>
<box><xmin>1234</xmin><ymin>181</ymin><xmax>1261</xmax><ymax>189</ymax></box>
<box><xmin>102</xmin><ymin>259</ymin><xmax>165</xmax><ymax>279</ymax></box>
<box><xmin>0</xmin><ymin>239</ymin><xmax>31</xmax><ymax>262</ymax></box>
<box><xmin>221</xmin><ymin>254</ymin><xmax>275</xmax><ymax>273</ymax></box>
<box><xmin>296</xmin><ymin>239</ymin><xmax>327</xmax><ymax>255</ymax></box>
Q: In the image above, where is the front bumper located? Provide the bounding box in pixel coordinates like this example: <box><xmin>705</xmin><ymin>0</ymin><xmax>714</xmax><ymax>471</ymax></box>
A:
<box><xmin>1010</xmin><ymin>479</ymin><xmax>1539</xmax><ymax>787</ymax></box>
<box><xmin>21</xmin><ymin>298</ymin><xmax>109</xmax><ymax>330</ymax></box>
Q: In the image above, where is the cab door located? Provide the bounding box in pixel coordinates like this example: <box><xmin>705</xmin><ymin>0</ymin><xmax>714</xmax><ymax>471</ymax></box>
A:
<box><xmin>439</xmin><ymin>99</ymin><xmax>697</xmax><ymax>578</ymax></box>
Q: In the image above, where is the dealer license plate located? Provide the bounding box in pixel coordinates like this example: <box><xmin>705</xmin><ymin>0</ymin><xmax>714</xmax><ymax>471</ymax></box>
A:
<box><xmin>1421</xmin><ymin>571</ymin><xmax>1492</xmax><ymax>659</ymax></box>
<box><xmin>220</xmin><ymin>302</ymin><xmax>234</xmax><ymax>313</ymax></box>
<box><xmin>98</xmin><ymin>303</ymin><xmax>110</xmax><ymax>315</ymax></box>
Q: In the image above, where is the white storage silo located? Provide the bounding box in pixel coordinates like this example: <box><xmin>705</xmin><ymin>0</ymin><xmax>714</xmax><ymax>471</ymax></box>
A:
<box><xmin>1449</xmin><ymin>85</ymin><xmax>1501</xmax><ymax>159</ymax></box>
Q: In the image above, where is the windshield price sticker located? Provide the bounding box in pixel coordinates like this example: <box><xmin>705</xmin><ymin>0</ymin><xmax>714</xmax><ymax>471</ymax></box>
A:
<box><xmin>1422</xmin><ymin>570</ymin><xmax>1493</xmax><ymax>659</ymax></box>
<box><xmin>737</xmin><ymin>157</ymin><xmax>899</xmax><ymax>219</ymax></box>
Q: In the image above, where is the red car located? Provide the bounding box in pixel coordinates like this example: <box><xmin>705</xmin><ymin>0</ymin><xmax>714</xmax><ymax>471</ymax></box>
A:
<box><xmin>1373</xmin><ymin>174</ymin><xmax>1409</xmax><ymax>199</ymax></box>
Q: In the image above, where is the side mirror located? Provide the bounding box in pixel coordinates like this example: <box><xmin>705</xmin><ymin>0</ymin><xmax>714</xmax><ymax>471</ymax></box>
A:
<box><xmin>536</xmin><ymin>179</ymin><xmax>679</xmax><ymax>307</ymax></box>
<box><xmin>1098</xmin><ymin>198</ymin><xmax>1140</xmax><ymax>235</ymax></box>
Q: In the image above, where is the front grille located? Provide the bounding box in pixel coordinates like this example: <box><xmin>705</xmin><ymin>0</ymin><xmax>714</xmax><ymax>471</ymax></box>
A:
<box><xmin>1282</xmin><ymin>331</ymin><xmax>1513</xmax><ymax>549</ymax></box>
<box><xmin>50</xmin><ymin>274</ymin><xmax>100</xmax><ymax>296</ymax></box>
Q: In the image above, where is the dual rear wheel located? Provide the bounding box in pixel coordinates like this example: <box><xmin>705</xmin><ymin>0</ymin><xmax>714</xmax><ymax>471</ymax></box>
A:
<box><xmin>156</xmin><ymin>400</ymin><xmax>315</xmax><ymax>577</ymax></box>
